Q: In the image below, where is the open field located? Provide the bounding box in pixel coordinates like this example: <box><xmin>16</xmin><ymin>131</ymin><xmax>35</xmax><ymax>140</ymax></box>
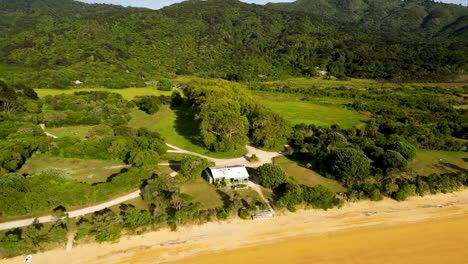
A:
<box><xmin>128</xmin><ymin>107</ymin><xmax>246</xmax><ymax>159</ymax></box>
<box><xmin>46</xmin><ymin>126</ymin><xmax>93</xmax><ymax>138</ymax></box>
<box><xmin>19</xmin><ymin>156</ymin><xmax>127</xmax><ymax>184</ymax></box>
<box><xmin>410</xmin><ymin>150</ymin><xmax>467</xmax><ymax>176</ymax></box>
<box><xmin>181</xmin><ymin>177</ymin><xmax>224</xmax><ymax>210</ymax></box>
<box><xmin>35</xmin><ymin>87</ymin><xmax>172</xmax><ymax>100</ymax></box>
<box><xmin>259</xmin><ymin>77</ymin><xmax>401</xmax><ymax>90</ymax></box>
<box><xmin>258</xmin><ymin>77</ymin><xmax>468</xmax><ymax>90</ymax></box>
<box><xmin>273</xmin><ymin>156</ymin><xmax>346</xmax><ymax>192</ymax></box>
<box><xmin>260</xmin><ymin>98</ymin><xmax>368</xmax><ymax>128</ymax></box>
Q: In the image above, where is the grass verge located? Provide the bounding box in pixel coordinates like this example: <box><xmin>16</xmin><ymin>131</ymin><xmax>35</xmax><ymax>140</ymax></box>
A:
<box><xmin>273</xmin><ymin>156</ymin><xmax>346</xmax><ymax>192</ymax></box>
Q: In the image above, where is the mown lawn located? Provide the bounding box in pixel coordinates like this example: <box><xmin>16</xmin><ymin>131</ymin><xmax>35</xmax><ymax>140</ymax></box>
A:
<box><xmin>260</xmin><ymin>98</ymin><xmax>368</xmax><ymax>129</ymax></box>
<box><xmin>19</xmin><ymin>156</ymin><xmax>127</xmax><ymax>184</ymax></box>
<box><xmin>273</xmin><ymin>156</ymin><xmax>346</xmax><ymax>192</ymax></box>
<box><xmin>181</xmin><ymin>177</ymin><xmax>224</xmax><ymax>210</ymax></box>
<box><xmin>410</xmin><ymin>150</ymin><xmax>467</xmax><ymax>176</ymax></box>
<box><xmin>46</xmin><ymin>126</ymin><xmax>93</xmax><ymax>138</ymax></box>
<box><xmin>128</xmin><ymin>107</ymin><xmax>247</xmax><ymax>158</ymax></box>
<box><xmin>35</xmin><ymin>87</ymin><xmax>172</xmax><ymax>100</ymax></box>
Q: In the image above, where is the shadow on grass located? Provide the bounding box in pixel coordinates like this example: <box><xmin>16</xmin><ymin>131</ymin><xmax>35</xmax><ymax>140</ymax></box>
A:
<box><xmin>216</xmin><ymin>189</ymin><xmax>232</xmax><ymax>208</ymax></box>
<box><xmin>172</xmin><ymin>105</ymin><xmax>206</xmax><ymax>150</ymax></box>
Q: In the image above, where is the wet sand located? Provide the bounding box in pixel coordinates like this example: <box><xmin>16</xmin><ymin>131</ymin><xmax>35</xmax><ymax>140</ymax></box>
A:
<box><xmin>2</xmin><ymin>190</ymin><xmax>468</xmax><ymax>264</ymax></box>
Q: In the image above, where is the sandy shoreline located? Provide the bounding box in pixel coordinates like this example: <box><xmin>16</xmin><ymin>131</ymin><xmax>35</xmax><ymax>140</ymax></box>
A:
<box><xmin>2</xmin><ymin>189</ymin><xmax>468</xmax><ymax>264</ymax></box>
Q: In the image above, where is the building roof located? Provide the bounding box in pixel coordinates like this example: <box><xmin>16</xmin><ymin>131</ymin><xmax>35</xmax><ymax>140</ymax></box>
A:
<box><xmin>209</xmin><ymin>166</ymin><xmax>250</xmax><ymax>180</ymax></box>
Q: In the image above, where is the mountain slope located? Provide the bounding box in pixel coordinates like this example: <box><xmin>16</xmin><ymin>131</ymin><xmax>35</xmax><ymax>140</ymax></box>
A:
<box><xmin>0</xmin><ymin>0</ymin><xmax>466</xmax><ymax>88</ymax></box>
<box><xmin>267</xmin><ymin>0</ymin><xmax>468</xmax><ymax>40</ymax></box>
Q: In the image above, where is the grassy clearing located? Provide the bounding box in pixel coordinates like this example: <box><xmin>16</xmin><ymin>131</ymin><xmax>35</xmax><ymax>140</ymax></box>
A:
<box><xmin>19</xmin><ymin>156</ymin><xmax>127</xmax><ymax>184</ymax></box>
<box><xmin>410</xmin><ymin>150</ymin><xmax>467</xmax><ymax>176</ymax></box>
<box><xmin>260</xmin><ymin>98</ymin><xmax>368</xmax><ymax>129</ymax></box>
<box><xmin>128</xmin><ymin>107</ymin><xmax>246</xmax><ymax>158</ymax></box>
<box><xmin>260</xmin><ymin>77</ymin><xmax>401</xmax><ymax>90</ymax></box>
<box><xmin>181</xmin><ymin>177</ymin><xmax>224</xmax><ymax>210</ymax></box>
<box><xmin>46</xmin><ymin>126</ymin><xmax>93</xmax><ymax>138</ymax></box>
<box><xmin>35</xmin><ymin>87</ymin><xmax>172</xmax><ymax>100</ymax></box>
<box><xmin>273</xmin><ymin>156</ymin><xmax>346</xmax><ymax>192</ymax></box>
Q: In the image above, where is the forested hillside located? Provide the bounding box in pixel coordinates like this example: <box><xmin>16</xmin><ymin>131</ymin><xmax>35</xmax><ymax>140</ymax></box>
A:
<box><xmin>268</xmin><ymin>0</ymin><xmax>468</xmax><ymax>39</ymax></box>
<box><xmin>0</xmin><ymin>0</ymin><xmax>466</xmax><ymax>88</ymax></box>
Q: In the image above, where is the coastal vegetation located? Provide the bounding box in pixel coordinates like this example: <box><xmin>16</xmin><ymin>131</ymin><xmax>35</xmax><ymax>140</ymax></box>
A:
<box><xmin>0</xmin><ymin>0</ymin><xmax>467</xmax><ymax>260</ymax></box>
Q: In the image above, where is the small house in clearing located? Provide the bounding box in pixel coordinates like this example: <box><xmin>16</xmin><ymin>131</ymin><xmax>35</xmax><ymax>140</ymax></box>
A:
<box><xmin>206</xmin><ymin>166</ymin><xmax>250</xmax><ymax>185</ymax></box>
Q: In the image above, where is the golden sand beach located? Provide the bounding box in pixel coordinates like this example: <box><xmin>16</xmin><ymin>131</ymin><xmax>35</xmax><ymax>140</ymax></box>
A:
<box><xmin>2</xmin><ymin>190</ymin><xmax>468</xmax><ymax>264</ymax></box>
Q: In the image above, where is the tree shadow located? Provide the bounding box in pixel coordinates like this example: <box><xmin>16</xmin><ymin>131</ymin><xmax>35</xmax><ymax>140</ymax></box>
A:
<box><xmin>437</xmin><ymin>162</ymin><xmax>467</xmax><ymax>173</ymax></box>
<box><xmin>172</xmin><ymin>105</ymin><xmax>206</xmax><ymax>149</ymax></box>
<box><xmin>216</xmin><ymin>189</ymin><xmax>232</xmax><ymax>208</ymax></box>
<box><xmin>168</xmin><ymin>160</ymin><xmax>181</xmax><ymax>171</ymax></box>
<box><xmin>91</xmin><ymin>168</ymin><xmax>129</xmax><ymax>186</ymax></box>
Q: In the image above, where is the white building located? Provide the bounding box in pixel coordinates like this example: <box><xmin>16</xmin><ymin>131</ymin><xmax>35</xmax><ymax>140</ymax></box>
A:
<box><xmin>206</xmin><ymin>166</ymin><xmax>250</xmax><ymax>184</ymax></box>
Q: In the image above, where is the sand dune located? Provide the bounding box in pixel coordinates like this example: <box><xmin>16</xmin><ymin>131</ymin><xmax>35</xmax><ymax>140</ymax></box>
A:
<box><xmin>2</xmin><ymin>189</ymin><xmax>468</xmax><ymax>264</ymax></box>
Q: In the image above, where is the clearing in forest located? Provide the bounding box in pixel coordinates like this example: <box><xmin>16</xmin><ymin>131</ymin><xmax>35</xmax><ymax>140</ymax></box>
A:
<box><xmin>410</xmin><ymin>150</ymin><xmax>467</xmax><ymax>176</ymax></box>
<box><xmin>273</xmin><ymin>156</ymin><xmax>346</xmax><ymax>193</ymax></box>
<box><xmin>128</xmin><ymin>107</ymin><xmax>247</xmax><ymax>159</ymax></box>
<box><xmin>19</xmin><ymin>156</ymin><xmax>127</xmax><ymax>184</ymax></box>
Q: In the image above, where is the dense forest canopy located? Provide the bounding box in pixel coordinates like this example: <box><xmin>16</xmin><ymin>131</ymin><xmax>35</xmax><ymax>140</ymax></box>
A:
<box><xmin>0</xmin><ymin>0</ymin><xmax>466</xmax><ymax>88</ymax></box>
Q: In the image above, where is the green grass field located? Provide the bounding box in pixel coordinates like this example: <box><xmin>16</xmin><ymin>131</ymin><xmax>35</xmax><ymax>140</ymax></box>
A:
<box><xmin>181</xmin><ymin>177</ymin><xmax>224</xmax><ymax>210</ymax></box>
<box><xmin>410</xmin><ymin>150</ymin><xmax>467</xmax><ymax>176</ymax></box>
<box><xmin>260</xmin><ymin>98</ymin><xmax>368</xmax><ymax>129</ymax></box>
<box><xmin>128</xmin><ymin>107</ymin><xmax>246</xmax><ymax>158</ymax></box>
<box><xmin>46</xmin><ymin>126</ymin><xmax>93</xmax><ymax>138</ymax></box>
<box><xmin>35</xmin><ymin>87</ymin><xmax>172</xmax><ymax>100</ymax></box>
<box><xmin>261</xmin><ymin>77</ymin><xmax>401</xmax><ymax>90</ymax></box>
<box><xmin>19</xmin><ymin>156</ymin><xmax>127</xmax><ymax>184</ymax></box>
<box><xmin>273</xmin><ymin>156</ymin><xmax>346</xmax><ymax>192</ymax></box>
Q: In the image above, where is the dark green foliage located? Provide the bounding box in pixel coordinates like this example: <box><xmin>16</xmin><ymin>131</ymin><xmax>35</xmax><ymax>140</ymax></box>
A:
<box><xmin>391</xmin><ymin>141</ymin><xmax>417</xmax><ymax>161</ymax></box>
<box><xmin>302</xmin><ymin>185</ymin><xmax>342</xmax><ymax>210</ymax></box>
<box><xmin>41</xmin><ymin>92</ymin><xmax>131</xmax><ymax>127</ymax></box>
<box><xmin>1</xmin><ymin>0</ymin><xmax>465</xmax><ymax>89</ymax></box>
<box><xmin>250</xmin><ymin>105</ymin><xmax>291</xmax><ymax>149</ymax></box>
<box><xmin>382</xmin><ymin>150</ymin><xmax>408</xmax><ymax>169</ymax></box>
<box><xmin>328</xmin><ymin>148</ymin><xmax>370</xmax><ymax>186</ymax></box>
<box><xmin>180</xmin><ymin>156</ymin><xmax>210</xmax><ymax>179</ymax></box>
<box><xmin>132</xmin><ymin>95</ymin><xmax>170</xmax><ymax>115</ymax></box>
<box><xmin>89</xmin><ymin>210</ymin><xmax>123</xmax><ymax>243</ymax></box>
<box><xmin>256</xmin><ymin>163</ymin><xmax>288</xmax><ymax>189</ymax></box>
<box><xmin>0</xmin><ymin>223</ymin><xmax>68</xmax><ymax>258</ymax></box>
<box><xmin>121</xmin><ymin>206</ymin><xmax>151</xmax><ymax>229</ymax></box>
<box><xmin>157</xmin><ymin>79</ymin><xmax>173</xmax><ymax>91</ymax></box>
<box><xmin>394</xmin><ymin>183</ymin><xmax>417</xmax><ymax>201</ymax></box>
<box><xmin>216</xmin><ymin>208</ymin><xmax>229</xmax><ymax>220</ymax></box>
<box><xmin>184</xmin><ymin>80</ymin><xmax>290</xmax><ymax>151</ymax></box>
<box><xmin>0</xmin><ymin>167</ymin><xmax>153</xmax><ymax>217</ymax></box>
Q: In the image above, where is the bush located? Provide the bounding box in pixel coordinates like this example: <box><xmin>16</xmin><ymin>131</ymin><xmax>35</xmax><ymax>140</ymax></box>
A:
<box><xmin>216</xmin><ymin>208</ymin><xmax>229</xmax><ymax>220</ymax></box>
<box><xmin>238</xmin><ymin>208</ymin><xmax>251</xmax><ymax>220</ymax></box>
<box><xmin>157</xmin><ymin>79</ymin><xmax>172</xmax><ymax>91</ymax></box>
<box><xmin>256</xmin><ymin>163</ymin><xmax>287</xmax><ymax>189</ymax></box>
<box><xmin>249</xmin><ymin>154</ymin><xmax>259</xmax><ymax>162</ymax></box>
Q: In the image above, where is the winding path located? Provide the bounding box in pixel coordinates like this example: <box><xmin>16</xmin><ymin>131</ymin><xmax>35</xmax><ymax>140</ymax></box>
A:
<box><xmin>0</xmin><ymin>144</ymin><xmax>287</xmax><ymax>231</ymax></box>
<box><xmin>0</xmin><ymin>191</ymin><xmax>141</xmax><ymax>231</ymax></box>
<box><xmin>166</xmin><ymin>143</ymin><xmax>288</xmax><ymax>168</ymax></box>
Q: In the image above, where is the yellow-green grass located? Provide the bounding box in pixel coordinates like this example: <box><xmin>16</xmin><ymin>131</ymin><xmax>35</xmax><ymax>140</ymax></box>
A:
<box><xmin>19</xmin><ymin>156</ymin><xmax>127</xmax><ymax>184</ymax></box>
<box><xmin>260</xmin><ymin>98</ymin><xmax>368</xmax><ymax>129</ymax></box>
<box><xmin>107</xmin><ymin>197</ymin><xmax>152</xmax><ymax>214</ymax></box>
<box><xmin>35</xmin><ymin>87</ymin><xmax>172</xmax><ymax>100</ymax></box>
<box><xmin>260</xmin><ymin>77</ymin><xmax>402</xmax><ymax>90</ymax></box>
<box><xmin>181</xmin><ymin>177</ymin><xmax>224</xmax><ymax>210</ymax></box>
<box><xmin>128</xmin><ymin>107</ymin><xmax>247</xmax><ymax>158</ymax></box>
<box><xmin>158</xmin><ymin>165</ymin><xmax>179</xmax><ymax>175</ymax></box>
<box><xmin>273</xmin><ymin>156</ymin><xmax>346</xmax><ymax>193</ymax></box>
<box><xmin>410</xmin><ymin>150</ymin><xmax>467</xmax><ymax>176</ymax></box>
<box><xmin>46</xmin><ymin>126</ymin><xmax>93</xmax><ymax>138</ymax></box>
